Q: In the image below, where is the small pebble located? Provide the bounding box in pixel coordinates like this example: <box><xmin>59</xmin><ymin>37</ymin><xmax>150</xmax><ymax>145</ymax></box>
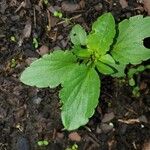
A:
<box><xmin>94</xmin><ymin>3</ymin><xmax>103</xmax><ymax>11</ymax></box>
<box><xmin>56</xmin><ymin>132</ymin><xmax>64</xmax><ymax>139</ymax></box>
<box><xmin>61</xmin><ymin>1</ymin><xmax>80</xmax><ymax>12</ymax></box>
<box><xmin>102</xmin><ymin>112</ymin><xmax>115</xmax><ymax>123</ymax></box>
<box><xmin>96</xmin><ymin>126</ymin><xmax>102</xmax><ymax>134</ymax></box>
<box><xmin>32</xmin><ymin>97</ymin><xmax>42</xmax><ymax>104</ymax></box>
<box><xmin>138</xmin><ymin>115</ymin><xmax>148</xmax><ymax>123</ymax></box>
<box><xmin>100</xmin><ymin>123</ymin><xmax>114</xmax><ymax>133</ymax></box>
<box><xmin>37</xmin><ymin>45</ymin><xmax>49</xmax><ymax>56</ymax></box>
<box><xmin>68</xmin><ymin>132</ymin><xmax>81</xmax><ymax>142</ymax></box>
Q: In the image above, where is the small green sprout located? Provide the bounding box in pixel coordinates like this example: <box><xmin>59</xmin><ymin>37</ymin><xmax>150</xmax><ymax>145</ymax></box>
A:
<box><xmin>37</xmin><ymin>140</ymin><xmax>49</xmax><ymax>146</ymax></box>
<box><xmin>33</xmin><ymin>37</ymin><xmax>39</xmax><ymax>49</ymax></box>
<box><xmin>127</xmin><ymin>64</ymin><xmax>150</xmax><ymax>97</ymax></box>
<box><xmin>65</xmin><ymin>144</ymin><xmax>78</xmax><ymax>150</ymax></box>
<box><xmin>132</xmin><ymin>86</ymin><xmax>140</xmax><ymax>97</ymax></box>
<box><xmin>43</xmin><ymin>0</ymin><xmax>48</xmax><ymax>5</ymax></box>
<box><xmin>10</xmin><ymin>59</ymin><xmax>17</xmax><ymax>68</ymax></box>
<box><xmin>53</xmin><ymin>11</ymin><xmax>63</xmax><ymax>18</ymax></box>
<box><xmin>10</xmin><ymin>36</ymin><xmax>16</xmax><ymax>42</ymax></box>
<box><xmin>129</xmin><ymin>78</ymin><xmax>136</xmax><ymax>87</ymax></box>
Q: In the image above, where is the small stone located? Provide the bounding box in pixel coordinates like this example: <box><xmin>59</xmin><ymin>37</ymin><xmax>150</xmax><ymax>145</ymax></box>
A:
<box><xmin>100</xmin><ymin>123</ymin><xmax>114</xmax><ymax>133</ymax></box>
<box><xmin>37</xmin><ymin>45</ymin><xmax>49</xmax><ymax>56</ymax></box>
<box><xmin>57</xmin><ymin>35</ymin><xmax>63</xmax><ymax>40</ymax></box>
<box><xmin>96</xmin><ymin>126</ymin><xmax>102</xmax><ymax>134</ymax></box>
<box><xmin>61</xmin><ymin>1</ymin><xmax>80</xmax><ymax>12</ymax></box>
<box><xmin>25</xmin><ymin>57</ymin><xmax>37</xmax><ymax>65</ymax></box>
<box><xmin>119</xmin><ymin>0</ymin><xmax>128</xmax><ymax>8</ymax></box>
<box><xmin>56</xmin><ymin>132</ymin><xmax>64</xmax><ymax>139</ymax></box>
<box><xmin>94</xmin><ymin>3</ymin><xmax>103</xmax><ymax>11</ymax></box>
<box><xmin>60</xmin><ymin>40</ymin><xmax>68</xmax><ymax>48</ymax></box>
<box><xmin>102</xmin><ymin>112</ymin><xmax>115</xmax><ymax>123</ymax></box>
<box><xmin>138</xmin><ymin>115</ymin><xmax>148</xmax><ymax>123</ymax></box>
<box><xmin>68</xmin><ymin>132</ymin><xmax>81</xmax><ymax>142</ymax></box>
<box><xmin>32</xmin><ymin>97</ymin><xmax>42</xmax><ymax>104</ymax></box>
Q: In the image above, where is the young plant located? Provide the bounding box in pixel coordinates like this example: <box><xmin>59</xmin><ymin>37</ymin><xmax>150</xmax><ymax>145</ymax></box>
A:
<box><xmin>128</xmin><ymin>65</ymin><xmax>150</xmax><ymax>97</ymax></box>
<box><xmin>53</xmin><ymin>11</ymin><xmax>63</xmax><ymax>18</ymax></box>
<box><xmin>65</xmin><ymin>144</ymin><xmax>78</xmax><ymax>150</ymax></box>
<box><xmin>20</xmin><ymin>13</ymin><xmax>150</xmax><ymax>130</ymax></box>
<box><xmin>37</xmin><ymin>140</ymin><xmax>49</xmax><ymax>146</ymax></box>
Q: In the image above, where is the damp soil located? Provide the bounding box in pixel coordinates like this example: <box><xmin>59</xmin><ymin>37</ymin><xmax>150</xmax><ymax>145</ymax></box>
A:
<box><xmin>0</xmin><ymin>0</ymin><xmax>150</xmax><ymax>150</ymax></box>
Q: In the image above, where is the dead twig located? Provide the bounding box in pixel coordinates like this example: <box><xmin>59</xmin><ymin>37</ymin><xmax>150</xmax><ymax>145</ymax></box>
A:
<box><xmin>118</xmin><ymin>118</ymin><xmax>140</xmax><ymax>124</ymax></box>
<box><xmin>56</xmin><ymin>14</ymin><xmax>82</xmax><ymax>26</ymax></box>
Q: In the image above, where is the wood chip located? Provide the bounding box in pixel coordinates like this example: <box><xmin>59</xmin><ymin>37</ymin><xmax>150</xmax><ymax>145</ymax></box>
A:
<box><xmin>143</xmin><ymin>0</ymin><xmax>150</xmax><ymax>15</ymax></box>
<box><xmin>18</xmin><ymin>20</ymin><xmax>32</xmax><ymax>46</ymax></box>
<box><xmin>61</xmin><ymin>1</ymin><xmax>80</xmax><ymax>12</ymax></box>
<box><xmin>143</xmin><ymin>140</ymin><xmax>150</xmax><ymax>150</ymax></box>
<box><xmin>102</xmin><ymin>112</ymin><xmax>115</xmax><ymax>123</ymax></box>
<box><xmin>119</xmin><ymin>0</ymin><xmax>128</xmax><ymax>8</ymax></box>
<box><xmin>68</xmin><ymin>132</ymin><xmax>81</xmax><ymax>142</ymax></box>
<box><xmin>37</xmin><ymin>45</ymin><xmax>49</xmax><ymax>56</ymax></box>
<box><xmin>118</xmin><ymin>118</ymin><xmax>140</xmax><ymax>124</ymax></box>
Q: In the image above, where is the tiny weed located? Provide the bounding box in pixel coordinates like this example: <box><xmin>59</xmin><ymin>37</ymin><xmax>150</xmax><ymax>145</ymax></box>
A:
<box><xmin>37</xmin><ymin>140</ymin><xmax>49</xmax><ymax>146</ymax></box>
<box><xmin>32</xmin><ymin>37</ymin><xmax>39</xmax><ymax>49</ymax></box>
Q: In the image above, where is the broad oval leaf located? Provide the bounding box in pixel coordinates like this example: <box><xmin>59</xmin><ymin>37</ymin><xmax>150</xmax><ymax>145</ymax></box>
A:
<box><xmin>20</xmin><ymin>50</ymin><xmax>77</xmax><ymax>88</ymax></box>
<box><xmin>87</xmin><ymin>13</ymin><xmax>116</xmax><ymax>55</ymax></box>
<box><xmin>111</xmin><ymin>15</ymin><xmax>150</xmax><ymax>65</ymax></box>
<box><xmin>59</xmin><ymin>66</ymin><xmax>100</xmax><ymax>130</ymax></box>
<box><xmin>70</xmin><ymin>24</ymin><xmax>87</xmax><ymax>46</ymax></box>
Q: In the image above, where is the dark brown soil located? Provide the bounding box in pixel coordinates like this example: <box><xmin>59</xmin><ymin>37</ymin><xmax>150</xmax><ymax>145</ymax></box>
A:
<box><xmin>0</xmin><ymin>0</ymin><xmax>150</xmax><ymax>150</ymax></box>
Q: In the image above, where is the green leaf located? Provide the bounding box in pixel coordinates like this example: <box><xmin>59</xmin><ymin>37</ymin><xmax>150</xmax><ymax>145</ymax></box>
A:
<box><xmin>129</xmin><ymin>78</ymin><xmax>136</xmax><ymax>86</ymax></box>
<box><xmin>20</xmin><ymin>50</ymin><xmax>77</xmax><ymax>88</ymax></box>
<box><xmin>60</xmin><ymin>66</ymin><xmax>100</xmax><ymax>130</ymax></box>
<box><xmin>99</xmin><ymin>54</ymin><xmax>116</xmax><ymax>65</ymax></box>
<box><xmin>97</xmin><ymin>54</ymin><xmax>126</xmax><ymax>77</ymax></box>
<box><xmin>72</xmin><ymin>46</ymin><xmax>92</xmax><ymax>58</ymax></box>
<box><xmin>70</xmin><ymin>24</ymin><xmax>87</xmax><ymax>46</ymax></box>
<box><xmin>112</xmin><ymin>15</ymin><xmax>150</xmax><ymax>65</ymax></box>
<box><xmin>87</xmin><ymin>13</ymin><xmax>116</xmax><ymax>55</ymax></box>
<box><xmin>96</xmin><ymin>61</ymin><xmax>115</xmax><ymax>75</ymax></box>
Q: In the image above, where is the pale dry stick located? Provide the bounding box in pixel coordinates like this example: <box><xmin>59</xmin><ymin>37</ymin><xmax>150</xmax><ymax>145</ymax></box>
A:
<box><xmin>15</xmin><ymin>1</ymin><xmax>26</xmax><ymax>13</ymax></box>
<box><xmin>38</xmin><ymin>0</ymin><xmax>43</xmax><ymax>8</ymax></box>
<box><xmin>118</xmin><ymin>118</ymin><xmax>140</xmax><ymax>124</ymax></box>
<box><xmin>56</xmin><ymin>14</ymin><xmax>82</xmax><ymax>26</ymax></box>
<box><xmin>47</xmin><ymin>9</ymin><xmax>51</xmax><ymax>31</ymax></box>
<box><xmin>132</xmin><ymin>141</ymin><xmax>137</xmax><ymax>150</ymax></box>
<box><xmin>33</xmin><ymin>8</ymin><xmax>36</xmax><ymax>28</ymax></box>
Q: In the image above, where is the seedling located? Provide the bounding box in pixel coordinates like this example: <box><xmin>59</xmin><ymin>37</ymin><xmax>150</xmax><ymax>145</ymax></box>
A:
<box><xmin>37</xmin><ymin>140</ymin><xmax>49</xmax><ymax>146</ymax></box>
<box><xmin>32</xmin><ymin>37</ymin><xmax>39</xmax><ymax>49</ymax></box>
<box><xmin>20</xmin><ymin>13</ymin><xmax>150</xmax><ymax>130</ymax></box>
<box><xmin>10</xmin><ymin>36</ymin><xmax>16</xmax><ymax>42</ymax></box>
<box><xmin>10</xmin><ymin>58</ymin><xmax>17</xmax><ymax>68</ymax></box>
<box><xmin>43</xmin><ymin>0</ymin><xmax>48</xmax><ymax>5</ymax></box>
<box><xmin>128</xmin><ymin>65</ymin><xmax>150</xmax><ymax>96</ymax></box>
<box><xmin>53</xmin><ymin>11</ymin><xmax>63</xmax><ymax>18</ymax></box>
<box><xmin>65</xmin><ymin>144</ymin><xmax>78</xmax><ymax>150</ymax></box>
